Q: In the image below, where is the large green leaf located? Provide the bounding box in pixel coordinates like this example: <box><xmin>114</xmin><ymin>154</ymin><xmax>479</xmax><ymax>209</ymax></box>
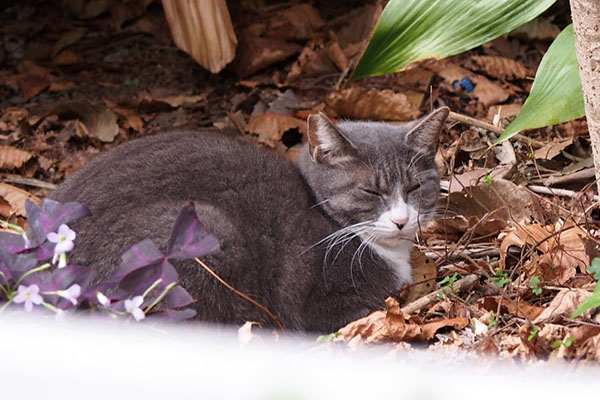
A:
<box><xmin>496</xmin><ymin>25</ymin><xmax>585</xmax><ymax>143</ymax></box>
<box><xmin>352</xmin><ymin>0</ymin><xmax>555</xmax><ymax>80</ymax></box>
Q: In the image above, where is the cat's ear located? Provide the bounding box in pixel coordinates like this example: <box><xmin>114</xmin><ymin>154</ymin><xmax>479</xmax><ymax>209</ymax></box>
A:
<box><xmin>404</xmin><ymin>107</ymin><xmax>449</xmax><ymax>152</ymax></box>
<box><xmin>307</xmin><ymin>112</ymin><xmax>358</xmax><ymax>164</ymax></box>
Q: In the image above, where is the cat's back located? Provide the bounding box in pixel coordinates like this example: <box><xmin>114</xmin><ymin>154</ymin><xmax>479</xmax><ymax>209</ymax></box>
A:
<box><xmin>52</xmin><ymin>129</ymin><xmax>310</xmax><ymax>215</ymax></box>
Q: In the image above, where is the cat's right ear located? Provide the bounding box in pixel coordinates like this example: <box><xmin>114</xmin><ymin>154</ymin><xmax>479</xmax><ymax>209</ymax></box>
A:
<box><xmin>307</xmin><ymin>113</ymin><xmax>357</xmax><ymax>165</ymax></box>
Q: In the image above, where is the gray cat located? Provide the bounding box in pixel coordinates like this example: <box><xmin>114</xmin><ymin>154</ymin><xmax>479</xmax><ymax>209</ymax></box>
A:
<box><xmin>50</xmin><ymin>107</ymin><xmax>448</xmax><ymax>332</ymax></box>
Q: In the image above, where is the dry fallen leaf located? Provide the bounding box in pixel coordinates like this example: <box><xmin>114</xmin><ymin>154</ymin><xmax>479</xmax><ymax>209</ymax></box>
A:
<box><xmin>232</xmin><ymin>34</ymin><xmax>301</xmax><ymax>78</ymax></box>
<box><xmin>0</xmin><ymin>107</ymin><xmax>29</xmax><ymax>132</ymax></box>
<box><xmin>403</xmin><ymin>250</ymin><xmax>437</xmax><ymax>304</ymax></box>
<box><xmin>431</xmin><ymin>178</ymin><xmax>542</xmax><ymax>236</ymax></box>
<box><xmin>0</xmin><ymin>183</ymin><xmax>40</xmax><ymax>216</ymax></box>
<box><xmin>486</xmin><ymin>103</ymin><xmax>523</xmax><ymax>123</ymax></box>
<box><xmin>327</xmin><ymin>87</ymin><xmax>421</xmax><ymax>121</ymax></box>
<box><xmin>338</xmin><ymin>297</ymin><xmax>468</xmax><ymax>343</ymax></box>
<box><xmin>238</xmin><ymin>321</ymin><xmax>263</xmax><ymax>346</ymax></box>
<box><xmin>0</xmin><ymin>146</ymin><xmax>32</xmax><ymax>169</ymax></box>
<box><xmin>428</xmin><ymin>61</ymin><xmax>509</xmax><ymax>106</ymax></box>
<box><xmin>265</xmin><ymin>4</ymin><xmax>324</xmax><ymax>41</ymax></box>
<box><xmin>287</xmin><ymin>39</ymin><xmax>348</xmax><ymax>83</ymax></box>
<box><xmin>51</xmin><ymin>27</ymin><xmax>87</xmax><ymax>57</ymax></box>
<box><xmin>51</xmin><ymin>100</ymin><xmax>119</xmax><ymax>142</ymax></box>
<box><xmin>470</xmin><ymin>55</ymin><xmax>533</xmax><ymax>80</ymax></box>
<box><xmin>533</xmin><ymin>138</ymin><xmax>573</xmax><ymax>160</ymax></box>
<box><xmin>534</xmin><ymin>289</ymin><xmax>593</xmax><ymax>324</ymax></box>
<box><xmin>500</xmin><ymin>221</ymin><xmax>590</xmax><ymax>284</ymax></box>
<box><xmin>246</xmin><ymin>113</ymin><xmax>306</xmax><ymax>147</ymax></box>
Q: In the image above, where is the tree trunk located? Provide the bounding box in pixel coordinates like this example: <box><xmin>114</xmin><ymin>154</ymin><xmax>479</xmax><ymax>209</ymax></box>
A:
<box><xmin>570</xmin><ymin>0</ymin><xmax>600</xmax><ymax>194</ymax></box>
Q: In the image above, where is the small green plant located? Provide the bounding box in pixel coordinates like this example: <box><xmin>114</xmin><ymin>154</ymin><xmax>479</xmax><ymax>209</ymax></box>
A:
<box><xmin>317</xmin><ymin>332</ymin><xmax>342</xmax><ymax>342</ymax></box>
<box><xmin>488</xmin><ymin>310</ymin><xmax>497</xmax><ymax>327</ymax></box>
<box><xmin>528</xmin><ymin>325</ymin><xmax>540</xmax><ymax>341</ymax></box>
<box><xmin>483</xmin><ymin>173</ymin><xmax>493</xmax><ymax>186</ymax></box>
<box><xmin>531</xmin><ymin>276</ymin><xmax>542</xmax><ymax>295</ymax></box>
<box><xmin>489</xmin><ymin>269</ymin><xmax>509</xmax><ymax>288</ymax></box>
<box><xmin>124</xmin><ymin>77</ymin><xmax>140</xmax><ymax>87</ymax></box>
<box><xmin>438</xmin><ymin>273</ymin><xmax>461</xmax><ymax>299</ymax></box>
<box><xmin>552</xmin><ymin>336</ymin><xmax>576</xmax><ymax>349</ymax></box>
<box><xmin>572</xmin><ymin>258</ymin><xmax>600</xmax><ymax>318</ymax></box>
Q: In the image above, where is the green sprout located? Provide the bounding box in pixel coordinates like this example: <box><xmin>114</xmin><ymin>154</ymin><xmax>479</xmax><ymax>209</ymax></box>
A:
<box><xmin>483</xmin><ymin>172</ymin><xmax>493</xmax><ymax>185</ymax></box>
<box><xmin>531</xmin><ymin>276</ymin><xmax>542</xmax><ymax>295</ymax></box>
<box><xmin>552</xmin><ymin>336</ymin><xmax>575</xmax><ymax>349</ymax></box>
<box><xmin>488</xmin><ymin>310</ymin><xmax>497</xmax><ymax>327</ymax></box>
<box><xmin>528</xmin><ymin>325</ymin><xmax>540</xmax><ymax>341</ymax></box>
<box><xmin>438</xmin><ymin>272</ymin><xmax>461</xmax><ymax>299</ymax></box>
<box><xmin>489</xmin><ymin>269</ymin><xmax>509</xmax><ymax>288</ymax></box>
<box><xmin>124</xmin><ymin>77</ymin><xmax>140</xmax><ymax>87</ymax></box>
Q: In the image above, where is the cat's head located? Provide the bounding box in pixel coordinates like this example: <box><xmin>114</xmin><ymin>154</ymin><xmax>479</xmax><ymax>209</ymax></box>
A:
<box><xmin>298</xmin><ymin>107</ymin><xmax>448</xmax><ymax>247</ymax></box>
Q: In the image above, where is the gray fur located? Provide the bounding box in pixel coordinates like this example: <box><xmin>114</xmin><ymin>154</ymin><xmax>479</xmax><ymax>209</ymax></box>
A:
<box><xmin>50</xmin><ymin>108</ymin><xmax>448</xmax><ymax>332</ymax></box>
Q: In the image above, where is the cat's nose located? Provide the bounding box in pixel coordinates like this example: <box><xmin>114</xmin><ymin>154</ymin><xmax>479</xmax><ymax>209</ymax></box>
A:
<box><xmin>391</xmin><ymin>217</ymin><xmax>408</xmax><ymax>230</ymax></box>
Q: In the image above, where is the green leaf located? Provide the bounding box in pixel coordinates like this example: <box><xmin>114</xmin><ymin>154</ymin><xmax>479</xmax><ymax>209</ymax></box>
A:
<box><xmin>352</xmin><ymin>0</ymin><xmax>555</xmax><ymax>80</ymax></box>
<box><xmin>496</xmin><ymin>24</ymin><xmax>585</xmax><ymax>143</ymax></box>
<box><xmin>588</xmin><ymin>258</ymin><xmax>600</xmax><ymax>280</ymax></box>
<box><xmin>571</xmin><ymin>289</ymin><xmax>600</xmax><ymax>318</ymax></box>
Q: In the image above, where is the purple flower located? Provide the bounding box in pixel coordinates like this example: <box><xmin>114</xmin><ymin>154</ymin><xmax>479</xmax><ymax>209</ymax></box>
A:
<box><xmin>124</xmin><ymin>296</ymin><xmax>145</xmax><ymax>321</ymax></box>
<box><xmin>96</xmin><ymin>291</ymin><xmax>111</xmax><ymax>307</ymax></box>
<box><xmin>13</xmin><ymin>284</ymin><xmax>43</xmax><ymax>312</ymax></box>
<box><xmin>56</xmin><ymin>284</ymin><xmax>81</xmax><ymax>305</ymax></box>
<box><xmin>47</xmin><ymin>224</ymin><xmax>76</xmax><ymax>268</ymax></box>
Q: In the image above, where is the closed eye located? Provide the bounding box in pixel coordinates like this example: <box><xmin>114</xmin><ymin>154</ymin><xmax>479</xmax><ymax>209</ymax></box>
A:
<box><xmin>361</xmin><ymin>188</ymin><xmax>382</xmax><ymax>197</ymax></box>
<box><xmin>407</xmin><ymin>183</ymin><xmax>421</xmax><ymax>193</ymax></box>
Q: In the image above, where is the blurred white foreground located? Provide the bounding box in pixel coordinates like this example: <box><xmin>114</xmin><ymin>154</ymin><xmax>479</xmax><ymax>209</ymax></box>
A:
<box><xmin>1</xmin><ymin>314</ymin><xmax>599</xmax><ymax>399</ymax></box>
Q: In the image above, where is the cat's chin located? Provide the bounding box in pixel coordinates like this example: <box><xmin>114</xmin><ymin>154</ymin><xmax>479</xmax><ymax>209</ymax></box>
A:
<box><xmin>374</xmin><ymin>233</ymin><xmax>414</xmax><ymax>248</ymax></box>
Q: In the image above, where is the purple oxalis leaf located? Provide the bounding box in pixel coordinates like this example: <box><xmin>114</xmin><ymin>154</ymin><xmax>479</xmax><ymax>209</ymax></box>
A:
<box><xmin>164</xmin><ymin>285</ymin><xmax>195</xmax><ymax>308</ymax></box>
<box><xmin>0</xmin><ymin>251</ymin><xmax>16</xmax><ymax>283</ymax></box>
<box><xmin>26</xmin><ymin>199</ymin><xmax>91</xmax><ymax>244</ymax></box>
<box><xmin>118</xmin><ymin>259</ymin><xmax>178</xmax><ymax>295</ymax></box>
<box><xmin>10</xmin><ymin>252</ymin><xmax>38</xmax><ymax>276</ymax></box>
<box><xmin>111</xmin><ymin>238</ymin><xmax>164</xmax><ymax>281</ymax></box>
<box><xmin>167</xmin><ymin>203</ymin><xmax>219</xmax><ymax>260</ymax></box>
<box><xmin>145</xmin><ymin>308</ymin><xmax>197</xmax><ymax>322</ymax></box>
<box><xmin>51</xmin><ymin>265</ymin><xmax>93</xmax><ymax>291</ymax></box>
<box><xmin>0</xmin><ymin>232</ymin><xmax>28</xmax><ymax>254</ymax></box>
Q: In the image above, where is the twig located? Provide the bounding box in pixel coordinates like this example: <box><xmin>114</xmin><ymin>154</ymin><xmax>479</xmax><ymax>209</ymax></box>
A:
<box><xmin>448</xmin><ymin>111</ymin><xmax>543</xmax><ymax>148</ymax></box>
<box><xmin>194</xmin><ymin>257</ymin><xmax>285</xmax><ymax>331</ymax></box>
<box><xmin>544</xmin><ymin>167</ymin><xmax>596</xmax><ymax>186</ymax></box>
<box><xmin>424</xmin><ymin>248</ymin><xmax>499</xmax><ymax>261</ymax></box>
<box><xmin>527</xmin><ymin>184</ymin><xmax>600</xmax><ymax>202</ymax></box>
<box><xmin>3</xmin><ymin>175</ymin><xmax>57</xmax><ymax>190</ymax></box>
<box><xmin>401</xmin><ymin>274</ymin><xmax>479</xmax><ymax>314</ymax></box>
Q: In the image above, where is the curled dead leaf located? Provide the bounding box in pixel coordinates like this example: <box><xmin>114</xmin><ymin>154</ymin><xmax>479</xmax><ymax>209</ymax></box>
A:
<box><xmin>534</xmin><ymin>289</ymin><xmax>593</xmax><ymax>324</ymax></box>
<box><xmin>50</xmin><ymin>100</ymin><xmax>119</xmax><ymax>142</ymax></box>
<box><xmin>500</xmin><ymin>221</ymin><xmax>590</xmax><ymax>284</ymax></box>
<box><xmin>246</xmin><ymin>113</ymin><xmax>306</xmax><ymax>147</ymax></box>
<box><xmin>0</xmin><ymin>183</ymin><xmax>40</xmax><ymax>217</ymax></box>
<box><xmin>233</xmin><ymin>34</ymin><xmax>301</xmax><ymax>78</ymax></box>
<box><xmin>338</xmin><ymin>297</ymin><xmax>468</xmax><ymax>343</ymax></box>
<box><xmin>0</xmin><ymin>146</ymin><xmax>32</xmax><ymax>169</ymax></box>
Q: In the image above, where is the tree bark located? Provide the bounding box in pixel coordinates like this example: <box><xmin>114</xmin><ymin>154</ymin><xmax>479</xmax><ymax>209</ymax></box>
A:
<box><xmin>570</xmin><ymin>0</ymin><xmax>600</xmax><ymax>194</ymax></box>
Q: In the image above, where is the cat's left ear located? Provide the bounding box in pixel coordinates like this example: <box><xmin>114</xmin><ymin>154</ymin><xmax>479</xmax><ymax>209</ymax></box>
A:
<box><xmin>307</xmin><ymin>112</ymin><xmax>358</xmax><ymax>164</ymax></box>
<box><xmin>404</xmin><ymin>107</ymin><xmax>449</xmax><ymax>151</ymax></box>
